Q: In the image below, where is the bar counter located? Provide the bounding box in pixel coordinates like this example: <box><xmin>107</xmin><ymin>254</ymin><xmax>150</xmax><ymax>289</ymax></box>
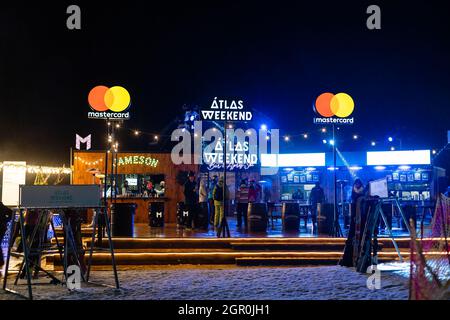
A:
<box><xmin>106</xmin><ymin>197</ymin><xmax>171</xmax><ymax>224</ymax></box>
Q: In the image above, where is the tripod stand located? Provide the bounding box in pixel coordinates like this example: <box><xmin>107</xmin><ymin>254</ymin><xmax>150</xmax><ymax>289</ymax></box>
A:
<box><xmin>356</xmin><ymin>197</ymin><xmax>409</xmax><ymax>273</ymax></box>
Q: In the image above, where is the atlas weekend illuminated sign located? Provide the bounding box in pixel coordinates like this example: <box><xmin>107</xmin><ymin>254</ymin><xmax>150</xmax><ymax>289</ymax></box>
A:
<box><xmin>201</xmin><ymin>98</ymin><xmax>253</xmax><ymax>122</ymax></box>
<box><xmin>117</xmin><ymin>155</ymin><xmax>159</xmax><ymax>168</ymax></box>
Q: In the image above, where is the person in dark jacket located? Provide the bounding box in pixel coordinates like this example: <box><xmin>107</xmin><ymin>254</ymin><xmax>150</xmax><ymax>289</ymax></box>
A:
<box><xmin>309</xmin><ymin>182</ymin><xmax>325</xmax><ymax>226</ymax></box>
<box><xmin>339</xmin><ymin>179</ymin><xmax>365</xmax><ymax>267</ymax></box>
<box><xmin>184</xmin><ymin>171</ymin><xmax>198</xmax><ymax>229</ymax></box>
<box><xmin>0</xmin><ymin>202</ymin><xmax>13</xmax><ymax>269</ymax></box>
<box><xmin>236</xmin><ymin>179</ymin><xmax>249</xmax><ymax>229</ymax></box>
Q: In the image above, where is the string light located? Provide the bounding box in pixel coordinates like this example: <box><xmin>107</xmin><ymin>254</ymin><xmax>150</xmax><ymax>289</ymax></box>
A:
<box><xmin>0</xmin><ymin>162</ymin><xmax>72</xmax><ymax>175</ymax></box>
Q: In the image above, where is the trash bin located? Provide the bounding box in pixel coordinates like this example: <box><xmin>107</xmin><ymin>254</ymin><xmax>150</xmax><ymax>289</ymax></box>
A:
<box><xmin>177</xmin><ymin>202</ymin><xmax>189</xmax><ymax>228</ymax></box>
<box><xmin>282</xmin><ymin>202</ymin><xmax>300</xmax><ymax>231</ymax></box>
<box><xmin>149</xmin><ymin>202</ymin><xmax>165</xmax><ymax>228</ymax></box>
<box><xmin>111</xmin><ymin>203</ymin><xmax>136</xmax><ymax>237</ymax></box>
<box><xmin>248</xmin><ymin>203</ymin><xmax>268</xmax><ymax>232</ymax></box>
<box><xmin>195</xmin><ymin>202</ymin><xmax>210</xmax><ymax>230</ymax></box>
<box><xmin>317</xmin><ymin>203</ymin><xmax>333</xmax><ymax>235</ymax></box>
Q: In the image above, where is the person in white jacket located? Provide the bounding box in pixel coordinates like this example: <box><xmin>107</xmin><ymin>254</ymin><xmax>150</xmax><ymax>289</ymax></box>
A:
<box><xmin>199</xmin><ymin>179</ymin><xmax>209</xmax><ymax>203</ymax></box>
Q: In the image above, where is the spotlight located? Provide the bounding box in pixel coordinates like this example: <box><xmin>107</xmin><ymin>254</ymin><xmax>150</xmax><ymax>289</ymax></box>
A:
<box><xmin>371</xmin><ymin>141</ymin><xmax>376</xmax><ymax>146</ymax></box>
<box><xmin>321</xmin><ymin>128</ymin><xmax>327</xmax><ymax>133</ymax></box>
<box><xmin>303</xmin><ymin>134</ymin><xmax>308</xmax><ymax>139</ymax></box>
<box><xmin>329</xmin><ymin>140</ymin><xmax>335</xmax><ymax>146</ymax></box>
<box><xmin>322</xmin><ymin>139</ymin><xmax>327</xmax><ymax>144</ymax></box>
<box><xmin>260</xmin><ymin>124</ymin><xmax>267</xmax><ymax>131</ymax></box>
<box><xmin>390</xmin><ymin>146</ymin><xmax>395</xmax><ymax>151</ymax></box>
<box><xmin>388</xmin><ymin>137</ymin><xmax>393</xmax><ymax>142</ymax></box>
<box><xmin>154</xmin><ymin>135</ymin><xmax>159</xmax><ymax>141</ymax></box>
<box><xmin>432</xmin><ymin>149</ymin><xmax>437</xmax><ymax>155</ymax></box>
<box><xmin>116</xmin><ymin>124</ymin><xmax>121</xmax><ymax>129</ymax></box>
<box><xmin>353</xmin><ymin>135</ymin><xmax>358</xmax><ymax>140</ymax></box>
<box><xmin>134</xmin><ymin>130</ymin><xmax>140</xmax><ymax>136</ymax></box>
<box><xmin>266</xmin><ymin>136</ymin><xmax>270</xmax><ymax>140</ymax></box>
<box><xmin>228</xmin><ymin>124</ymin><xmax>233</xmax><ymax>129</ymax></box>
<box><xmin>284</xmin><ymin>136</ymin><xmax>290</xmax><ymax>142</ymax></box>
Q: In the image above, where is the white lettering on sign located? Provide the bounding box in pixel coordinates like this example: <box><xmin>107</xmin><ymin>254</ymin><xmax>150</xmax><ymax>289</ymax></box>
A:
<box><xmin>201</xmin><ymin>98</ymin><xmax>252</xmax><ymax>121</ymax></box>
<box><xmin>183</xmin><ymin>211</ymin><xmax>189</xmax><ymax>217</ymax></box>
<box><xmin>156</xmin><ymin>212</ymin><xmax>163</xmax><ymax>218</ymax></box>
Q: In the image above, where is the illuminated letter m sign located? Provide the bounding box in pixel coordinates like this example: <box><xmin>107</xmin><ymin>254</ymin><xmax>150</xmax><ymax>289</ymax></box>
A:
<box><xmin>76</xmin><ymin>134</ymin><xmax>92</xmax><ymax>150</ymax></box>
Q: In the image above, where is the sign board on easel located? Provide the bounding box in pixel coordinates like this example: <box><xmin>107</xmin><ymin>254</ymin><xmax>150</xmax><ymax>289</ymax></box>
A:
<box><xmin>19</xmin><ymin>185</ymin><xmax>101</xmax><ymax>208</ymax></box>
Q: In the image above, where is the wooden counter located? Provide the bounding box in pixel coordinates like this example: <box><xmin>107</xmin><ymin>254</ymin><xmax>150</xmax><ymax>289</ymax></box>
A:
<box><xmin>106</xmin><ymin>197</ymin><xmax>171</xmax><ymax>224</ymax></box>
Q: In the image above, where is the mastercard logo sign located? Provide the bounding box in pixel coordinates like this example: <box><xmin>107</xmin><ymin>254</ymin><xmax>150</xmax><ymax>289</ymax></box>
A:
<box><xmin>314</xmin><ymin>92</ymin><xmax>355</xmax><ymax>118</ymax></box>
<box><xmin>88</xmin><ymin>86</ymin><xmax>131</xmax><ymax>113</ymax></box>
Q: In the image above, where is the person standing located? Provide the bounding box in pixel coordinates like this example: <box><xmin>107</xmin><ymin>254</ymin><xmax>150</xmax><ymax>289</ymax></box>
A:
<box><xmin>0</xmin><ymin>202</ymin><xmax>13</xmax><ymax>271</ymax></box>
<box><xmin>339</xmin><ymin>179</ymin><xmax>365</xmax><ymax>267</ymax></box>
<box><xmin>208</xmin><ymin>175</ymin><xmax>218</xmax><ymax>224</ymax></box>
<box><xmin>213</xmin><ymin>177</ymin><xmax>229</xmax><ymax>229</ymax></box>
<box><xmin>236</xmin><ymin>179</ymin><xmax>249</xmax><ymax>229</ymax></box>
<box><xmin>183</xmin><ymin>171</ymin><xmax>198</xmax><ymax>230</ymax></box>
<box><xmin>122</xmin><ymin>180</ymin><xmax>130</xmax><ymax>197</ymax></box>
<box><xmin>248</xmin><ymin>180</ymin><xmax>257</xmax><ymax>203</ymax></box>
<box><xmin>309</xmin><ymin>182</ymin><xmax>325</xmax><ymax>229</ymax></box>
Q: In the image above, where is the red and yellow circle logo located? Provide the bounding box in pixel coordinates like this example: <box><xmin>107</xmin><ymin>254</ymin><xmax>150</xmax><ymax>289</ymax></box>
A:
<box><xmin>88</xmin><ymin>86</ymin><xmax>131</xmax><ymax>112</ymax></box>
<box><xmin>314</xmin><ymin>92</ymin><xmax>355</xmax><ymax>118</ymax></box>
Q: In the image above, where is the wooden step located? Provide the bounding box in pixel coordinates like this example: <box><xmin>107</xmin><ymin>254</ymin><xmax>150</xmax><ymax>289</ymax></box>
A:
<box><xmin>47</xmin><ymin>250</ymin><xmax>410</xmax><ymax>266</ymax></box>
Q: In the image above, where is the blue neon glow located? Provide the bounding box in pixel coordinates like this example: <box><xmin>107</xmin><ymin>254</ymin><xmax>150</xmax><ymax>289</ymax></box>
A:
<box><xmin>261</xmin><ymin>153</ymin><xmax>326</xmax><ymax>167</ymax></box>
<box><xmin>367</xmin><ymin>150</ymin><xmax>431</xmax><ymax>166</ymax></box>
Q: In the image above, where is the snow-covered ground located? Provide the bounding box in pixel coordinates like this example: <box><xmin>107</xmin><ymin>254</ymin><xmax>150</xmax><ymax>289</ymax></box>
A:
<box><xmin>0</xmin><ymin>265</ymin><xmax>409</xmax><ymax>300</ymax></box>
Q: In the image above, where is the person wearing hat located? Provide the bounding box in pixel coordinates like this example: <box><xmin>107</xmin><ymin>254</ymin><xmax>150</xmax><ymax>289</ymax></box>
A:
<box><xmin>184</xmin><ymin>171</ymin><xmax>198</xmax><ymax>229</ymax></box>
<box><xmin>213</xmin><ymin>176</ymin><xmax>229</xmax><ymax>229</ymax></box>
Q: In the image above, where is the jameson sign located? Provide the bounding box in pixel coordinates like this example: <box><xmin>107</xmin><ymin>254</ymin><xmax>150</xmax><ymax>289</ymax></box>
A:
<box><xmin>201</xmin><ymin>98</ymin><xmax>253</xmax><ymax>122</ymax></box>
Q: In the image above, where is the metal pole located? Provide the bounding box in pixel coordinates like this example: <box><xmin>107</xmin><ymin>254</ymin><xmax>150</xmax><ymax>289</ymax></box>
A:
<box><xmin>70</xmin><ymin>147</ymin><xmax>73</xmax><ymax>185</ymax></box>
<box><xmin>332</xmin><ymin>124</ymin><xmax>341</xmax><ymax>237</ymax></box>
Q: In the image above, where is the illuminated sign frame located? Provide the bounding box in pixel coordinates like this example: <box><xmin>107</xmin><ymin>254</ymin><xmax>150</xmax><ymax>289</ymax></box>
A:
<box><xmin>261</xmin><ymin>153</ymin><xmax>326</xmax><ymax>167</ymax></box>
<box><xmin>366</xmin><ymin>150</ymin><xmax>431</xmax><ymax>166</ymax></box>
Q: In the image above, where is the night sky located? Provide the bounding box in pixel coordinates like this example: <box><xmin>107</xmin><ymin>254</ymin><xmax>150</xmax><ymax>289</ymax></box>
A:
<box><xmin>0</xmin><ymin>1</ymin><xmax>449</xmax><ymax>167</ymax></box>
